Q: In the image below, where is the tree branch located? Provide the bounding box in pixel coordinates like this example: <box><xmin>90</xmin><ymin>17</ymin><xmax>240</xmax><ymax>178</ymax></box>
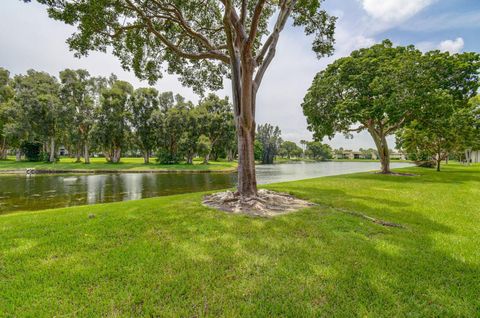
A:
<box><xmin>124</xmin><ymin>0</ymin><xmax>230</xmax><ymax>63</ymax></box>
<box><xmin>246</xmin><ymin>0</ymin><xmax>267</xmax><ymax>49</ymax></box>
<box><xmin>254</xmin><ymin>0</ymin><xmax>296</xmax><ymax>89</ymax></box>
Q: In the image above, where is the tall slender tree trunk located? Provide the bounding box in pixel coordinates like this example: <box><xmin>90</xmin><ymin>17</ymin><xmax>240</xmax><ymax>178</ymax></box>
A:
<box><xmin>143</xmin><ymin>151</ymin><xmax>150</xmax><ymax>164</ymax></box>
<box><xmin>75</xmin><ymin>146</ymin><xmax>82</xmax><ymax>163</ymax></box>
<box><xmin>465</xmin><ymin>149</ymin><xmax>472</xmax><ymax>166</ymax></box>
<box><xmin>436</xmin><ymin>159</ymin><xmax>441</xmax><ymax>172</ymax></box>
<box><xmin>0</xmin><ymin>136</ymin><xmax>6</xmax><ymax>160</ymax></box>
<box><xmin>232</xmin><ymin>62</ymin><xmax>257</xmax><ymax>198</ymax></box>
<box><xmin>84</xmin><ymin>143</ymin><xmax>90</xmax><ymax>164</ymax></box>
<box><xmin>203</xmin><ymin>152</ymin><xmax>210</xmax><ymax>165</ymax></box>
<box><xmin>15</xmin><ymin>149</ymin><xmax>22</xmax><ymax>161</ymax></box>
<box><xmin>227</xmin><ymin>149</ymin><xmax>234</xmax><ymax>162</ymax></box>
<box><xmin>49</xmin><ymin>137</ymin><xmax>55</xmax><ymax>163</ymax></box>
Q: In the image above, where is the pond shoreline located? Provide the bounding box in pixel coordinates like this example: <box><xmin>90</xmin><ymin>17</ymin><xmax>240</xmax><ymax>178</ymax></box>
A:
<box><xmin>0</xmin><ymin>168</ymin><xmax>237</xmax><ymax>175</ymax></box>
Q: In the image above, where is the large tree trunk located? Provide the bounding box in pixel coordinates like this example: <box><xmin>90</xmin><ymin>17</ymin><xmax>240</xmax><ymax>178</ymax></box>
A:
<box><xmin>75</xmin><ymin>147</ymin><xmax>82</xmax><ymax>163</ymax></box>
<box><xmin>227</xmin><ymin>149</ymin><xmax>234</xmax><ymax>162</ymax></box>
<box><xmin>111</xmin><ymin>147</ymin><xmax>121</xmax><ymax>163</ymax></box>
<box><xmin>49</xmin><ymin>137</ymin><xmax>55</xmax><ymax>163</ymax></box>
<box><xmin>368</xmin><ymin>127</ymin><xmax>391</xmax><ymax>174</ymax></box>
<box><xmin>436</xmin><ymin>158</ymin><xmax>441</xmax><ymax>172</ymax></box>
<box><xmin>0</xmin><ymin>136</ymin><xmax>6</xmax><ymax>160</ymax></box>
<box><xmin>186</xmin><ymin>154</ymin><xmax>193</xmax><ymax>165</ymax></box>
<box><xmin>84</xmin><ymin>143</ymin><xmax>90</xmax><ymax>164</ymax></box>
<box><xmin>233</xmin><ymin>63</ymin><xmax>257</xmax><ymax>198</ymax></box>
<box><xmin>15</xmin><ymin>149</ymin><xmax>22</xmax><ymax>161</ymax></box>
<box><xmin>143</xmin><ymin>150</ymin><xmax>150</xmax><ymax>164</ymax></box>
<box><xmin>203</xmin><ymin>152</ymin><xmax>210</xmax><ymax>165</ymax></box>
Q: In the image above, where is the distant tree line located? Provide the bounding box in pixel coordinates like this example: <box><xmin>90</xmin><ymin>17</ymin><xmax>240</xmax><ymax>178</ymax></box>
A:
<box><xmin>0</xmin><ymin>68</ymin><xmax>237</xmax><ymax>164</ymax></box>
<box><xmin>254</xmin><ymin>123</ymin><xmax>333</xmax><ymax>164</ymax></box>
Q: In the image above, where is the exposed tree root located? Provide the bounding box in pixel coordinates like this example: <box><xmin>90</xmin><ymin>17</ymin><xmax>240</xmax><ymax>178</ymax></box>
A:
<box><xmin>203</xmin><ymin>189</ymin><xmax>315</xmax><ymax>217</ymax></box>
<box><xmin>319</xmin><ymin>204</ymin><xmax>404</xmax><ymax>228</ymax></box>
<box><xmin>373</xmin><ymin>171</ymin><xmax>418</xmax><ymax>177</ymax></box>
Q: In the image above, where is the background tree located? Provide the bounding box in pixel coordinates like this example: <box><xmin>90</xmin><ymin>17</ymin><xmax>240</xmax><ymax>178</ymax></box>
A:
<box><xmin>131</xmin><ymin>87</ymin><xmax>159</xmax><ymax>164</ymax></box>
<box><xmin>93</xmin><ymin>80</ymin><xmax>133</xmax><ymax>163</ymax></box>
<box><xmin>31</xmin><ymin>0</ymin><xmax>336</xmax><ymax>201</ymax></box>
<box><xmin>154</xmin><ymin>97</ymin><xmax>193</xmax><ymax>164</ymax></box>
<box><xmin>0</xmin><ymin>68</ymin><xmax>15</xmax><ymax>159</ymax></box>
<box><xmin>279</xmin><ymin>141</ymin><xmax>302</xmax><ymax>159</ymax></box>
<box><xmin>198</xmin><ymin>94</ymin><xmax>235</xmax><ymax>164</ymax></box>
<box><xmin>305</xmin><ymin>141</ymin><xmax>332</xmax><ymax>160</ymax></box>
<box><xmin>257</xmin><ymin>123</ymin><xmax>282</xmax><ymax>164</ymax></box>
<box><xmin>13</xmin><ymin>70</ymin><xmax>64</xmax><ymax>163</ymax></box>
<box><xmin>254</xmin><ymin>140</ymin><xmax>263</xmax><ymax>162</ymax></box>
<box><xmin>302</xmin><ymin>40</ymin><xmax>430</xmax><ymax>174</ymax></box>
<box><xmin>197</xmin><ymin>135</ymin><xmax>212</xmax><ymax>164</ymax></box>
<box><xmin>462</xmin><ymin>95</ymin><xmax>480</xmax><ymax>164</ymax></box>
<box><xmin>397</xmin><ymin>92</ymin><xmax>478</xmax><ymax>171</ymax></box>
<box><xmin>59</xmin><ymin>69</ymin><xmax>99</xmax><ymax>164</ymax></box>
<box><xmin>178</xmin><ymin>107</ymin><xmax>202</xmax><ymax>164</ymax></box>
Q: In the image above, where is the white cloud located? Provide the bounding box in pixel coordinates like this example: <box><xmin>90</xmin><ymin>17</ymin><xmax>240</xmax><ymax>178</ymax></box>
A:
<box><xmin>438</xmin><ymin>37</ymin><xmax>464</xmax><ymax>53</ymax></box>
<box><xmin>416</xmin><ymin>37</ymin><xmax>464</xmax><ymax>53</ymax></box>
<box><xmin>361</xmin><ymin>0</ymin><xmax>435</xmax><ymax>24</ymax></box>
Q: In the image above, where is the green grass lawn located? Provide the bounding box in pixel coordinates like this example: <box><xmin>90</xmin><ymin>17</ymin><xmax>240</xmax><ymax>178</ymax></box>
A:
<box><xmin>0</xmin><ymin>156</ymin><xmax>237</xmax><ymax>172</ymax></box>
<box><xmin>1</xmin><ymin>163</ymin><xmax>479</xmax><ymax>316</ymax></box>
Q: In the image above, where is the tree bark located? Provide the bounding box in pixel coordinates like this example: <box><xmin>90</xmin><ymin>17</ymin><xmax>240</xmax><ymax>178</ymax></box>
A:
<box><xmin>227</xmin><ymin>149</ymin><xmax>234</xmax><ymax>162</ymax></box>
<box><xmin>368</xmin><ymin>126</ymin><xmax>391</xmax><ymax>174</ymax></box>
<box><xmin>465</xmin><ymin>149</ymin><xmax>472</xmax><ymax>166</ymax></box>
<box><xmin>143</xmin><ymin>150</ymin><xmax>150</xmax><ymax>164</ymax></box>
<box><xmin>233</xmin><ymin>62</ymin><xmax>257</xmax><ymax>198</ymax></box>
<box><xmin>0</xmin><ymin>136</ymin><xmax>6</xmax><ymax>160</ymax></box>
<box><xmin>203</xmin><ymin>152</ymin><xmax>210</xmax><ymax>165</ymax></box>
<box><xmin>436</xmin><ymin>158</ymin><xmax>441</xmax><ymax>172</ymax></box>
<box><xmin>84</xmin><ymin>143</ymin><xmax>90</xmax><ymax>164</ymax></box>
<box><xmin>49</xmin><ymin>137</ymin><xmax>55</xmax><ymax>163</ymax></box>
<box><xmin>75</xmin><ymin>148</ymin><xmax>82</xmax><ymax>163</ymax></box>
<box><xmin>111</xmin><ymin>148</ymin><xmax>121</xmax><ymax>163</ymax></box>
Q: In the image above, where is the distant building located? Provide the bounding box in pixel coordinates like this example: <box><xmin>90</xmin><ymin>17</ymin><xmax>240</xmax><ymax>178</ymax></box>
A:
<box><xmin>390</xmin><ymin>151</ymin><xmax>406</xmax><ymax>160</ymax></box>
<box><xmin>335</xmin><ymin>149</ymin><xmax>404</xmax><ymax>160</ymax></box>
<box><xmin>59</xmin><ymin>146</ymin><xmax>69</xmax><ymax>156</ymax></box>
<box><xmin>471</xmin><ymin>150</ymin><xmax>479</xmax><ymax>163</ymax></box>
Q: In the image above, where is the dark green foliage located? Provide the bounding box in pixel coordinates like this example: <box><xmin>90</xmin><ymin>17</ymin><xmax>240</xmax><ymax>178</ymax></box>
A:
<box><xmin>305</xmin><ymin>141</ymin><xmax>332</xmax><ymax>160</ymax></box>
<box><xmin>254</xmin><ymin>140</ymin><xmax>263</xmax><ymax>161</ymax></box>
<box><xmin>257</xmin><ymin>123</ymin><xmax>282</xmax><ymax>164</ymax></box>
<box><xmin>279</xmin><ymin>141</ymin><xmax>303</xmax><ymax>159</ymax></box>
<box><xmin>20</xmin><ymin>141</ymin><xmax>43</xmax><ymax>162</ymax></box>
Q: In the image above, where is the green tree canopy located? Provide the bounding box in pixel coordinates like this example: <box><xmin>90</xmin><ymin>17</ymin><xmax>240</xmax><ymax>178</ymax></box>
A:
<box><xmin>131</xmin><ymin>87</ymin><xmax>160</xmax><ymax>163</ymax></box>
<box><xmin>302</xmin><ymin>40</ymin><xmax>480</xmax><ymax>173</ymax></box>
<box><xmin>257</xmin><ymin>123</ymin><xmax>282</xmax><ymax>164</ymax></box>
<box><xmin>93</xmin><ymin>79</ymin><xmax>134</xmax><ymax>163</ymax></box>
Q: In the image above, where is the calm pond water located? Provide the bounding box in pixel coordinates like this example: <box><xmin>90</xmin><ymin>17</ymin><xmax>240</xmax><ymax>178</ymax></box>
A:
<box><xmin>0</xmin><ymin>161</ymin><xmax>411</xmax><ymax>213</ymax></box>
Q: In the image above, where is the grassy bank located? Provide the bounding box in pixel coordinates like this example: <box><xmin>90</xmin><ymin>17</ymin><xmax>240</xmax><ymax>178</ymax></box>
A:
<box><xmin>1</xmin><ymin>163</ymin><xmax>479</xmax><ymax>316</ymax></box>
<box><xmin>0</xmin><ymin>157</ymin><xmax>237</xmax><ymax>173</ymax></box>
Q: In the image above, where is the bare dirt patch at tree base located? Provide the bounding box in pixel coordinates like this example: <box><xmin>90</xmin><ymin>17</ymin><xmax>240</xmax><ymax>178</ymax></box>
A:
<box><xmin>203</xmin><ymin>189</ymin><xmax>315</xmax><ymax>217</ymax></box>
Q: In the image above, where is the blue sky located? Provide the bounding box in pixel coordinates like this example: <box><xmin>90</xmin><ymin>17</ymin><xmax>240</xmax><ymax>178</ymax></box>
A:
<box><xmin>1</xmin><ymin>0</ymin><xmax>479</xmax><ymax>149</ymax></box>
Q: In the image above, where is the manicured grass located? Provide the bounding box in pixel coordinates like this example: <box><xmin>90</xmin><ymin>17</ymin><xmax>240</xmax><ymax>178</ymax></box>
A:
<box><xmin>0</xmin><ymin>157</ymin><xmax>237</xmax><ymax>172</ymax></box>
<box><xmin>1</xmin><ymin>163</ymin><xmax>479</xmax><ymax>316</ymax></box>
